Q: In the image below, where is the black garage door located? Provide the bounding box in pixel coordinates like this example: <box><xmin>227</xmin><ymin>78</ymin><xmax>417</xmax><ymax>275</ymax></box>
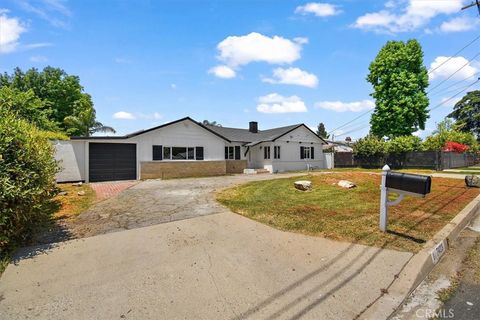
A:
<box><xmin>89</xmin><ymin>143</ymin><xmax>136</xmax><ymax>182</ymax></box>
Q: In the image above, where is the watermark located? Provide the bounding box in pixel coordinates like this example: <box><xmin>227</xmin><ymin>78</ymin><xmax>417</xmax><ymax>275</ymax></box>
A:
<box><xmin>415</xmin><ymin>308</ymin><xmax>454</xmax><ymax>319</ymax></box>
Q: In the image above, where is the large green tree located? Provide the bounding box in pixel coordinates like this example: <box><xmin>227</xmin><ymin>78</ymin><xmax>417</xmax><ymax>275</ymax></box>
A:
<box><xmin>64</xmin><ymin>97</ymin><xmax>115</xmax><ymax>137</ymax></box>
<box><xmin>316</xmin><ymin>122</ymin><xmax>329</xmax><ymax>139</ymax></box>
<box><xmin>367</xmin><ymin>39</ymin><xmax>429</xmax><ymax>138</ymax></box>
<box><xmin>0</xmin><ymin>67</ymin><xmax>114</xmax><ymax>136</ymax></box>
<box><xmin>448</xmin><ymin>90</ymin><xmax>480</xmax><ymax>139</ymax></box>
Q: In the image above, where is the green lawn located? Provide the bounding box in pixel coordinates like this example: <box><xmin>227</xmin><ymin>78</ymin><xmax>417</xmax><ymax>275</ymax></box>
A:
<box><xmin>217</xmin><ymin>172</ymin><xmax>479</xmax><ymax>252</ymax></box>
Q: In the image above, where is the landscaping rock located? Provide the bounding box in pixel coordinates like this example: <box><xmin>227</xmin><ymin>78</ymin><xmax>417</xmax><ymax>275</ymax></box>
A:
<box><xmin>338</xmin><ymin>180</ymin><xmax>356</xmax><ymax>189</ymax></box>
<box><xmin>58</xmin><ymin>191</ymin><xmax>68</xmax><ymax>196</ymax></box>
<box><xmin>294</xmin><ymin>180</ymin><xmax>312</xmax><ymax>191</ymax></box>
<box><xmin>465</xmin><ymin>175</ymin><xmax>480</xmax><ymax>188</ymax></box>
<box><xmin>77</xmin><ymin>191</ymin><xmax>86</xmax><ymax>196</ymax></box>
<box><xmin>72</xmin><ymin>182</ymin><xmax>83</xmax><ymax>186</ymax></box>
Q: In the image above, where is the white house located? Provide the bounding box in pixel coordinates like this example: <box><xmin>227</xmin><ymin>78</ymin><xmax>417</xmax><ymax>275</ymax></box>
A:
<box><xmin>54</xmin><ymin>117</ymin><xmax>328</xmax><ymax>182</ymax></box>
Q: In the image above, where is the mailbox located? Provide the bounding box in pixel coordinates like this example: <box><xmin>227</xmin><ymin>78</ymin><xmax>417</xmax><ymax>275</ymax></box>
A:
<box><xmin>386</xmin><ymin>172</ymin><xmax>431</xmax><ymax>196</ymax></box>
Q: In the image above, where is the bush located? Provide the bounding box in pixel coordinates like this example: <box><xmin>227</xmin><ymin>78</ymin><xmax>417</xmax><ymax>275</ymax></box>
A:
<box><xmin>386</xmin><ymin>135</ymin><xmax>422</xmax><ymax>154</ymax></box>
<box><xmin>353</xmin><ymin>135</ymin><xmax>386</xmax><ymax>157</ymax></box>
<box><xmin>0</xmin><ymin>108</ymin><xmax>58</xmax><ymax>251</ymax></box>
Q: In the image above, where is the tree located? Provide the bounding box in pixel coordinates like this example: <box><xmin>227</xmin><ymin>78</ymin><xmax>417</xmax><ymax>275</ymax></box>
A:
<box><xmin>367</xmin><ymin>39</ymin><xmax>429</xmax><ymax>138</ymax></box>
<box><xmin>64</xmin><ymin>98</ymin><xmax>115</xmax><ymax>137</ymax></box>
<box><xmin>422</xmin><ymin>119</ymin><xmax>478</xmax><ymax>151</ymax></box>
<box><xmin>202</xmin><ymin>120</ymin><xmax>222</xmax><ymax>127</ymax></box>
<box><xmin>448</xmin><ymin>90</ymin><xmax>480</xmax><ymax>139</ymax></box>
<box><xmin>0</xmin><ymin>67</ymin><xmax>114</xmax><ymax>136</ymax></box>
<box><xmin>316</xmin><ymin>122</ymin><xmax>329</xmax><ymax>139</ymax></box>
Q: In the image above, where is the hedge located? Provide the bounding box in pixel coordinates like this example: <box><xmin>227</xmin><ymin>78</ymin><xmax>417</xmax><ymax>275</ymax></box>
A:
<box><xmin>0</xmin><ymin>108</ymin><xmax>58</xmax><ymax>251</ymax></box>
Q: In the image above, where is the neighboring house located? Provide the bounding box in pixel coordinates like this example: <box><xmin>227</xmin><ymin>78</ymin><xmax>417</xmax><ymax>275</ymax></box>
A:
<box><xmin>54</xmin><ymin>117</ymin><xmax>327</xmax><ymax>182</ymax></box>
<box><xmin>324</xmin><ymin>140</ymin><xmax>354</xmax><ymax>153</ymax></box>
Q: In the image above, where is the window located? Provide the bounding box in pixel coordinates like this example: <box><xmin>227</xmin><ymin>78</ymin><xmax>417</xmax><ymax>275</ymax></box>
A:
<box><xmin>161</xmin><ymin>146</ymin><xmax>203</xmax><ymax>160</ymax></box>
<box><xmin>274</xmin><ymin>146</ymin><xmax>280</xmax><ymax>159</ymax></box>
<box><xmin>225</xmin><ymin>146</ymin><xmax>241</xmax><ymax>160</ymax></box>
<box><xmin>300</xmin><ymin>146</ymin><xmax>315</xmax><ymax>159</ymax></box>
<box><xmin>153</xmin><ymin>145</ymin><xmax>163</xmax><ymax>160</ymax></box>
<box><xmin>264</xmin><ymin>146</ymin><xmax>271</xmax><ymax>159</ymax></box>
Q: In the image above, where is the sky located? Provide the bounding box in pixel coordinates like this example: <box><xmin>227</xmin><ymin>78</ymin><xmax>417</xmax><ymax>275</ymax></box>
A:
<box><xmin>1</xmin><ymin>0</ymin><xmax>479</xmax><ymax>140</ymax></box>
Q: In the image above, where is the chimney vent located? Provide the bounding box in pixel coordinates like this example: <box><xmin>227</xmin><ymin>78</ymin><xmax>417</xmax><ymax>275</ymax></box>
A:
<box><xmin>249</xmin><ymin>121</ymin><xmax>258</xmax><ymax>133</ymax></box>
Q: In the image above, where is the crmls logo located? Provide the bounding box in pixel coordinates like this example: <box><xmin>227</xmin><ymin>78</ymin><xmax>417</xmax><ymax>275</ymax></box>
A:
<box><xmin>415</xmin><ymin>308</ymin><xmax>454</xmax><ymax>319</ymax></box>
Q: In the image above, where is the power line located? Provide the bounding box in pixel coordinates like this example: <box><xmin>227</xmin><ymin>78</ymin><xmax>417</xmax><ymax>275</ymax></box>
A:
<box><xmin>427</xmin><ymin>51</ymin><xmax>480</xmax><ymax>94</ymax></box>
<box><xmin>428</xmin><ymin>72</ymin><xmax>479</xmax><ymax>96</ymax></box>
<box><xmin>428</xmin><ymin>79</ymin><xmax>479</xmax><ymax>112</ymax></box>
<box><xmin>427</xmin><ymin>34</ymin><xmax>480</xmax><ymax>75</ymax></box>
<box><xmin>327</xmin><ymin>109</ymin><xmax>372</xmax><ymax>135</ymax></box>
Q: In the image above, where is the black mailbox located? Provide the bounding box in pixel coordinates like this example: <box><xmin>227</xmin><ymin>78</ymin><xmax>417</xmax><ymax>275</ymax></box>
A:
<box><xmin>386</xmin><ymin>172</ymin><xmax>431</xmax><ymax>196</ymax></box>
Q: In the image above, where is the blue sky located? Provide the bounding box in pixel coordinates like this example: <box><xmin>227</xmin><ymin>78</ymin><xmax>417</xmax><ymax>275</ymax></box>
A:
<box><xmin>1</xmin><ymin>0</ymin><xmax>479</xmax><ymax>140</ymax></box>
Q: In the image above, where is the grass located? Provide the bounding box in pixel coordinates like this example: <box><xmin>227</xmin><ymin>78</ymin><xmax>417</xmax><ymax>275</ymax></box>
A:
<box><xmin>54</xmin><ymin>183</ymin><xmax>96</xmax><ymax>220</ymax></box>
<box><xmin>217</xmin><ymin>172</ymin><xmax>480</xmax><ymax>252</ymax></box>
<box><xmin>0</xmin><ymin>183</ymin><xmax>95</xmax><ymax>276</ymax></box>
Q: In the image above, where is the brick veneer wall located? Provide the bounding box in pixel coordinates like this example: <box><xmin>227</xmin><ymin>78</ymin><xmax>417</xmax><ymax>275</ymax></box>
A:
<box><xmin>141</xmin><ymin>161</ymin><xmax>227</xmax><ymax>179</ymax></box>
<box><xmin>226</xmin><ymin>160</ymin><xmax>247</xmax><ymax>174</ymax></box>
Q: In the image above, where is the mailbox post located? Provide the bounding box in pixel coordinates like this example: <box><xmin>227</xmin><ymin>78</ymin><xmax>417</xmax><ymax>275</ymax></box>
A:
<box><xmin>379</xmin><ymin>165</ymin><xmax>432</xmax><ymax>232</ymax></box>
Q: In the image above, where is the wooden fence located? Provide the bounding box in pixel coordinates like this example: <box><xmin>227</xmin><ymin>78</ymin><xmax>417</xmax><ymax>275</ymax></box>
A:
<box><xmin>334</xmin><ymin>151</ymin><xmax>479</xmax><ymax>170</ymax></box>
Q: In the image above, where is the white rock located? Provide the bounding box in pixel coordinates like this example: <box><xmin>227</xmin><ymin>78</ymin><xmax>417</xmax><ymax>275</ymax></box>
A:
<box><xmin>77</xmin><ymin>191</ymin><xmax>86</xmax><ymax>196</ymax></box>
<box><xmin>338</xmin><ymin>180</ymin><xmax>356</xmax><ymax>189</ymax></box>
<box><xmin>294</xmin><ymin>180</ymin><xmax>312</xmax><ymax>191</ymax></box>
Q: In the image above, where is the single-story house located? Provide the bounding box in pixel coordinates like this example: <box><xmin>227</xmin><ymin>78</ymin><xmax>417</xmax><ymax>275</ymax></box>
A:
<box><xmin>54</xmin><ymin>117</ymin><xmax>328</xmax><ymax>182</ymax></box>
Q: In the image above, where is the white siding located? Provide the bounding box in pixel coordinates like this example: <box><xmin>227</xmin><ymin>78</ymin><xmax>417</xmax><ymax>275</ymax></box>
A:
<box><xmin>53</xmin><ymin>140</ymin><xmax>86</xmax><ymax>182</ymax></box>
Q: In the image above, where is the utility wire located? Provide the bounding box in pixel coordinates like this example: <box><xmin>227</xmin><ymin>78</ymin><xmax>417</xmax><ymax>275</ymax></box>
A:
<box><xmin>427</xmin><ymin>34</ymin><xmax>480</xmax><ymax>75</ymax></box>
<box><xmin>428</xmin><ymin>72</ymin><xmax>479</xmax><ymax>96</ymax></box>
<box><xmin>427</xmin><ymin>51</ymin><xmax>480</xmax><ymax>94</ymax></box>
<box><xmin>327</xmin><ymin>109</ymin><xmax>372</xmax><ymax>135</ymax></box>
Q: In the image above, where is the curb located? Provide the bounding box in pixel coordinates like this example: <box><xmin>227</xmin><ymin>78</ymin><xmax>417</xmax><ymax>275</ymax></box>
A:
<box><xmin>360</xmin><ymin>193</ymin><xmax>480</xmax><ymax>320</ymax></box>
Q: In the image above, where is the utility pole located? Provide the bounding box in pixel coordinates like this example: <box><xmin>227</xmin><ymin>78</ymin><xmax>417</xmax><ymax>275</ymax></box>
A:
<box><xmin>462</xmin><ymin>0</ymin><xmax>480</xmax><ymax>14</ymax></box>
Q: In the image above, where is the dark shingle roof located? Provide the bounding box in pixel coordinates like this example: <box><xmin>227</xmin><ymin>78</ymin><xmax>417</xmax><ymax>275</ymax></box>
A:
<box><xmin>206</xmin><ymin>123</ymin><xmax>303</xmax><ymax>143</ymax></box>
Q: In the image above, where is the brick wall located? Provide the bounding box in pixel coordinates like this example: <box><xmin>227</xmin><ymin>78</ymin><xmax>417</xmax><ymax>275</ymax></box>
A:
<box><xmin>226</xmin><ymin>160</ymin><xmax>247</xmax><ymax>174</ymax></box>
<box><xmin>140</xmin><ymin>161</ymin><xmax>227</xmax><ymax>179</ymax></box>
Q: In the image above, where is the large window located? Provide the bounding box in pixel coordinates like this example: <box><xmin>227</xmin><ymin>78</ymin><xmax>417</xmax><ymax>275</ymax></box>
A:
<box><xmin>225</xmin><ymin>146</ymin><xmax>241</xmax><ymax>160</ymax></box>
<box><xmin>300</xmin><ymin>146</ymin><xmax>314</xmax><ymax>159</ymax></box>
<box><xmin>274</xmin><ymin>146</ymin><xmax>280</xmax><ymax>159</ymax></box>
<box><xmin>161</xmin><ymin>146</ymin><xmax>200</xmax><ymax>160</ymax></box>
<box><xmin>264</xmin><ymin>146</ymin><xmax>271</xmax><ymax>159</ymax></box>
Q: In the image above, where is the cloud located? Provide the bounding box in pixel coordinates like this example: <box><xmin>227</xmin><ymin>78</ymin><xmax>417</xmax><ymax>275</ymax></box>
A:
<box><xmin>262</xmin><ymin>67</ymin><xmax>318</xmax><ymax>88</ymax></box>
<box><xmin>440</xmin><ymin>16</ymin><xmax>479</xmax><ymax>33</ymax></box>
<box><xmin>216</xmin><ymin>32</ymin><xmax>304</xmax><ymax>67</ymax></box>
<box><xmin>257</xmin><ymin>93</ymin><xmax>308</xmax><ymax>113</ymax></box>
<box><xmin>113</xmin><ymin>111</ymin><xmax>136</xmax><ymax>120</ymax></box>
<box><xmin>30</xmin><ymin>55</ymin><xmax>48</xmax><ymax>62</ymax></box>
<box><xmin>315</xmin><ymin>99</ymin><xmax>375</xmax><ymax>112</ymax></box>
<box><xmin>295</xmin><ymin>2</ymin><xmax>342</xmax><ymax>17</ymax></box>
<box><xmin>440</xmin><ymin>96</ymin><xmax>460</xmax><ymax>108</ymax></box>
<box><xmin>0</xmin><ymin>11</ymin><xmax>26</xmax><ymax>54</ymax></box>
<box><xmin>113</xmin><ymin>111</ymin><xmax>162</xmax><ymax>120</ymax></box>
<box><xmin>353</xmin><ymin>0</ymin><xmax>464</xmax><ymax>33</ymax></box>
<box><xmin>428</xmin><ymin>56</ymin><xmax>478</xmax><ymax>81</ymax></box>
<box><xmin>18</xmin><ymin>0</ymin><xmax>72</xmax><ymax>28</ymax></box>
<box><xmin>114</xmin><ymin>57</ymin><xmax>132</xmax><ymax>64</ymax></box>
<box><xmin>208</xmin><ymin>65</ymin><xmax>236</xmax><ymax>79</ymax></box>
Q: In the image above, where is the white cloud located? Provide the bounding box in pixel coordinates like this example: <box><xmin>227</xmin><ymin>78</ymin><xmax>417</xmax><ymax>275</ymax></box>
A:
<box><xmin>295</xmin><ymin>2</ymin><xmax>342</xmax><ymax>17</ymax></box>
<box><xmin>428</xmin><ymin>56</ymin><xmax>478</xmax><ymax>81</ymax></box>
<box><xmin>257</xmin><ymin>93</ymin><xmax>308</xmax><ymax>113</ymax></box>
<box><xmin>208</xmin><ymin>65</ymin><xmax>236</xmax><ymax>79</ymax></box>
<box><xmin>262</xmin><ymin>67</ymin><xmax>318</xmax><ymax>88</ymax></box>
<box><xmin>30</xmin><ymin>55</ymin><xmax>48</xmax><ymax>62</ymax></box>
<box><xmin>293</xmin><ymin>37</ymin><xmax>309</xmax><ymax>45</ymax></box>
<box><xmin>18</xmin><ymin>0</ymin><xmax>71</xmax><ymax>28</ymax></box>
<box><xmin>353</xmin><ymin>0</ymin><xmax>464</xmax><ymax>33</ymax></box>
<box><xmin>216</xmin><ymin>32</ymin><xmax>304</xmax><ymax>67</ymax></box>
<box><xmin>440</xmin><ymin>16</ymin><xmax>479</xmax><ymax>33</ymax></box>
<box><xmin>114</xmin><ymin>57</ymin><xmax>132</xmax><ymax>64</ymax></box>
<box><xmin>440</xmin><ymin>96</ymin><xmax>460</xmax><ymax>108</ymax></box>
<box><xmin>170</xmin><ymin>83</ymin><xmax>177</xmax><ymax>89</ymax></box>
<box><xmin>315</xmin><ymin>99</ymin><xmax>375</xmax><ymax>112</ymax></box>
<box><xmin>113</xmin><ymin>111</ymin><xmax>136</xmax><ymax>120</ymax></box>
<box><xmin>0</xmin><ymin>11</ymin><xmax>26</xmax><ymax>54</ymax></box>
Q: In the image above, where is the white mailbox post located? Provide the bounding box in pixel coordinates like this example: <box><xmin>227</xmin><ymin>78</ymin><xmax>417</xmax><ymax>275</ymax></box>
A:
<box><xmin>379</xmin><ymin>165</ymin><xmax>432</xmax><ymax>232</ymax></box>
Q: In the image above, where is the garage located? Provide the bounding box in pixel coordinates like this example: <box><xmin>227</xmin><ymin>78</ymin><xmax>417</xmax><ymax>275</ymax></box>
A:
<box><xmin>89</xmin><ymin>143</ymin><xmax>137</xmax><ymax>182</ymax></box>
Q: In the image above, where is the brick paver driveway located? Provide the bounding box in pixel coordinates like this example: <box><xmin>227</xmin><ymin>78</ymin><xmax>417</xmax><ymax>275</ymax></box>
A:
<box><xmin>69</xmin><ymin>173</ymin><xmax>305</xmax><ymax>238</ymax></box>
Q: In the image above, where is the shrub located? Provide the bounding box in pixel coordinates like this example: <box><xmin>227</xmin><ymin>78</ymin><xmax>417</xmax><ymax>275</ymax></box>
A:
<box><xmin>443</xmin><ymin>141</ymin><xmax>469</xmax><ymax>153</ymax></box>
<box><xmin>353</xmin><ymin>135</ymin><xmax>386</xmax><ymax>157</ymax></box>
<box><xmin>386</xmin><ymin>135</ymin><xmax>422</xmax><ymax>154</ymax></box>
<box><xmin>0</xmin><ymin>108</ymin><xmax>58</xmax><ymax>251</ymax></box>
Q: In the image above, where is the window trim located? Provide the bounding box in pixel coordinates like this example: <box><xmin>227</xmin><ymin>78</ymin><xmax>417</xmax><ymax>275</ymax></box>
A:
<box><xmin>161</xmin><ymin>146</ymin><xmax>204</xmax><ymax>161</ymax></box>
<box><xmin>274</xmin><ymin>146</ymin><xmax>280</xmax><ymax>159</ymax></box>
<box><xmin>264</xmin><ymin>146</ymin><xmax>271</xmax><ymax>159</ymax></box>
<box><xmin>301</xmin><ymin>146</ymin><xmax>314</xmax><ymax>159</ymax></box>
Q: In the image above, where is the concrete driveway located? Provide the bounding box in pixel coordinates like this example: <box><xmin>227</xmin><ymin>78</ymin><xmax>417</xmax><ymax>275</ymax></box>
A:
<box><xmin>68</xmin><ymin>173</ymin><xmax>306</xmax><ymax>238</ymax></box>
<box><xmin>0</xmin><ymin>173</ymin><xmax>413</xmax><ymax>319</ymax></box>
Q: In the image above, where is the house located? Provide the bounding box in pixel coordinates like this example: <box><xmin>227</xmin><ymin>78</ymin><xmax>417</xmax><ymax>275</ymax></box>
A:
<box><xmin>324</xmin><ymin>140</ymin><xmax>354</xmax><ymax>153</ymax></box>
<box><xmin>54</xmin><ymin>117</ymin><xmax>328</xmax><ymax>182</ymax></box>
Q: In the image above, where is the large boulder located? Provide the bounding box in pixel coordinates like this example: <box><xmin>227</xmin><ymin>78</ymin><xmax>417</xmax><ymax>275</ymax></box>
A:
<box><xmin>338</xmin><ymin>180</ymin><xmax>356</xmax><ymax>189</ymax></box>
<box><xmin>294</xmin><ymin>180</ymin><xmax>312</xmax><ymax>191</ymax></box>
<box><xmin>465</xmin><ymin>175</ymin><xmax>480</xmax><ymax>188</ymax></box>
